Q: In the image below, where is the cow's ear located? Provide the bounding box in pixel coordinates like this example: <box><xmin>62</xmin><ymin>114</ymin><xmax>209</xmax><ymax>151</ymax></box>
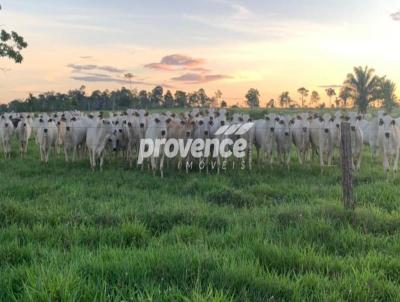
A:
<box><xmin>379</xmin><ymin>119</ymin><xmax>384</xmax><ymax>126</ymax></box>
<box><xmin>307</xmin><ymin>116</ymin><xmax>313</xmax><ymax>120</ymax></box>
<box><xmin>166</xmin><ymin>118</ymin><xmax>171</xmax><ymax>124</ymax></box>
<box><xmin>123</xmin><ymin>111</ymin><xmax>127</xmax><ymax>115</ymax></box>
<box><xmin>297</xmin><ymin>115</ymin><xmax>302</xmax><ymax>120</ymax></box>
<box><xmin>209</xmin><ymin>116</ymin><xmax>214</xmax><ymax>121</ymax></box>
<box><xmin>115</xmin><ymin>121</ymin><xmax>119</xmax><ymax>125</ymax></box>
<box><xmin>39</xmin><ymin>118</ymin><xmax>43</xmax><ymax>123</ymax></box>
<box><xmin>180</xmin><ymin>120</ymin><xmax>185</xmax><ymax>125</ymax></box>
<box><xmin>275</xmin><ymin>117</ymin><xmax>280</xmax><ymax>121</ymax></box>
<box><xmin>71</xmin><ymin>117</ymin><xmax>77</xmax><ymax>121</ymax></box>
<box><xmin>88</xmin><ymin>114</ymin><xmax>94</xmax><ymax>119</ymax></box>
<box><xmin>345</xmin><ymin>116</ymin><xmax>350</xmax><ymax>121</ymax></box>
<box><xmin>391</xmin><ymin>119</ymin><xmax>396</xmax><ymax>126</ymax></box>
<box><xmin>61</xmin><ymin>117</ymin><xmax>66</xmax><ymax>121</ymax></box>
<box><xmin>171</xmin><ymin>113</ymin><xmax>176</xmax><ymax>118</ymax></box>
<box><xmin>248</xmin><ymin>118</ymin><xmax>252</xmax><ymax>122</ymax></box>
<box><xmin>319</xmin><ymin>117</ymin><xmax>323</xmax><ymax>122</ymax></box>
<box><xmin>145</xmin><ymin>111</ymin><xmax>149</xmax><ymax>117</ymax></box>
<box><xmin>155</xmin><ymin>118</ymin><xmax>160</xmax><ymax>123</ymax></box>
<box><xmin>279</xmin><ymin>120</ymin><xmax>284</xmax><ymax>124</ymax></box>
<box><xmin>265</xmin><ymin>115</ymin><xmax>270</xmax><ymax>121</ymax></box>
<box><xmin>123</xmin><ymin>120</ymin><xmax>127</xmax><ymax>124</ymax></box>
<box><xmin>215</xmin><ymin>111</ymin><xmax>220</xmax><ymax>117</ymax></box>
<box><xmin>357</xmin><ymin>115</ymin><xmax>362</xmax><ymax>121</ymax></box>
<box><xmin>290</xmin><ymin>119</ymin><xmax>295</xmax><ymax>124</ymax></box>
<box><xmin>27</xmin><ymin>115</ymin><xmax>31</xmax><ymax>119</ymax></box>
<box><xmin>191</xmin><ymin>121</ymin><xmax>195</xmax><ymax>125</ymax></box>
<box><xmin>199</xmin><ymin>120</ymin><xmax>204</xmax><ymax>125</ymax></box>
<box><xmin>134</xmin><ymin>111</ymin><xmax>140</xmax><ymax>117</ymax></box>
<box><xmin>329</xmin><ymin>117</ymin><xmax>334</xmax><ymax>122</ymax></box>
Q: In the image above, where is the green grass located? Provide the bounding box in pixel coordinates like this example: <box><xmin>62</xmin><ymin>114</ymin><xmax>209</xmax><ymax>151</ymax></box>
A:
<box><xmin>1</xmin><ymin>135</ymin><xmax>400</xmax><ymax>301</ymax></box>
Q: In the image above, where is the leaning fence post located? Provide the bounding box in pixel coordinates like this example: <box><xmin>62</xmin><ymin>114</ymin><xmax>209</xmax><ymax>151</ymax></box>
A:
<box><xmin>340</xmin><ymin>121</ymin><xmax>354</xmax><ymax>210</ymax></box>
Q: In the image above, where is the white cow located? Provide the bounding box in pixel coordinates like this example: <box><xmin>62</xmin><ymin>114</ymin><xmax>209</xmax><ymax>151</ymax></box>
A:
<box><xmin>86</xmin><ymin>119</ymin><xmax>114</xmax><ymax>171</ymax></box>
<box><xmin>275</xmin><ymin>115</ymin><xmax>293</xmax><ymax>167</ymax></box>
<box><xmin>0</xmin><ymin>116</ymin><xmax>14</xmax><ymax>158</ymax></box>
<box><xmin>63</xmin><ymin>116</ymin><xmax>89</xmax><ymax>162</ymax></box>
<box><xmin>378</xmin><ymin>115</ymin><xmax>400</xmax><ymax>174</ymax></box>
<box><xmin>254</xmin><ymin>113</ymin><xmax>278</xmax><ymax>165</ymax></box>
<box><xmin>144</xmin><ymin>114</ymin><xmax>171</xmax><ymax>177</ymax></box>
<box><xmin>37</xmin><ymin>117</ymin><xmax>58</xmax><ymax>163</ymax></box>
<box><xmin>292</xmin><ymin>114</ymin><xmax>311</xmax><ymax>165</ymax></box>
<box><xmin>347</xmin><ymin>112</ymin><xmax>364</xmax><ymax>171</ymax></box>
<box><xmin>16</xmin><ymin>115</ymin><xmax>32</xmax><ymax>156</ymax></box>
<box><xmin>310</xmin><ymin>113</ymin><xmax>334</xmax><ymax>168</ymax></box>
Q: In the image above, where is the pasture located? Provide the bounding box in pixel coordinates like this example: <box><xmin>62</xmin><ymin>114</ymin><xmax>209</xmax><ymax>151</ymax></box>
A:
<box><xmin>1</xmin><ymin>115</ymin><xmax>400</xmax><ymax>301</ymax></box>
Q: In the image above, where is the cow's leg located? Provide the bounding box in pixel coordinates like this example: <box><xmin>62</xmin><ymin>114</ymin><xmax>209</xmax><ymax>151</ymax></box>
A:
<box><xmin>394</xmin><ymin>148</ymin><xmax>400</xmax><ymax>173</ymax></box>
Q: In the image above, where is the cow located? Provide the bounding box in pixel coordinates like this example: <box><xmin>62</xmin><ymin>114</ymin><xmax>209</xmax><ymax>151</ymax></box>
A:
<box><xmin>310</xmin><ymin>113</ymin><xmax>334</xmax><ymax>169</ymax></box>
<box><xmin>346</xmin><ymin>112</ymin><xmax>364</xmax><ymax>171</ymax></box>
<box><xmin>275</xmin><ymin>115</ymin><xmax>294</xmax><ymax>168</ymax></box>
<box><xmin>37</xmin><ymin>117</ymin><xmax>58</xmax><ymax>163</ymax></box>
<box><xmin>144</xmin><ymin>114</ymin><xmax>171</xmax><ymax>177</ymax></box>
<box><xmin>63</xmin><ymin>116</ymin><xmax>89</xmax><ymax>162</ymax></box>
<box><xmin>86</xmin><ymin>119</ymin><xmax>114</xmax><ymax>171</ymax></box>
<box><xmin>378</xmin><ymin>115</ymin><xmax>400</xmax><ymax>174</ymax></box>
<box><xmin>254</xmin><ymin>113</ymin><xmax>278</xmax><ymax>165</ymax></box>
<box><xmin>292</xmin><ymin>114</ymin><xmax>311</xmax><ymax>165</ymax></box>
<box><xmin>16</xmin><ymin>115</ymin><xmax>32</xmax><ymax>156</ymax></box>
<box><xmin>0</xmin><ymin>115</ymin><xmax>14</xmax><ymax>158</ymax></box>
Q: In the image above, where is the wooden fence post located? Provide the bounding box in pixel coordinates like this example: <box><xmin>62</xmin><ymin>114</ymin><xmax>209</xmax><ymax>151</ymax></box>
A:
<box><xmin>340</xmin><ymin>121</ymin><xmax>354</xmax><ymax>210</ymax></box>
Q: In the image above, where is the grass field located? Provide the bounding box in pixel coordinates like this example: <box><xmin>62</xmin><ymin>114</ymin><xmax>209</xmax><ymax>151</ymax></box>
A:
<box><xmin>1</xmin><ymin>131</ymin><xmax>400</xmax><ymax>301</ymax></box>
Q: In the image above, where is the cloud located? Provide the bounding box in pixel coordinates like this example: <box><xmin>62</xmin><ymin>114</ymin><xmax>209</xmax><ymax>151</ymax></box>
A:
<box><xmin>171</xmin><ymin>73</ymin><xmax>232</xmax><ymax>84</ymax></box>
<box><xmin>67</xmin><ymin>64</ymin><xmax>126</xmax><ymax>73</ymax></box>
<box><xmin>145</xmin><ymin>54</ymin><xmax>205</xmax><ymax>71</ymax></box>
<box><xmin>70</xmin><ymin>74</ymin><xmax>174</xmax><ymax>89</ymax></box>
<box><xmin>391</xmin><ymin>10</ymin><xmax>400</xmax><ymax>21</ymax></box>
<box><xmin>80</xmin><ymin>56</ymin><xmax>93</xmax><ymax>60</ymax></box>
<box><xmin>71</xmin><ymin>75</ymin><xmax>130</xmax><ymax>84</ymax></box>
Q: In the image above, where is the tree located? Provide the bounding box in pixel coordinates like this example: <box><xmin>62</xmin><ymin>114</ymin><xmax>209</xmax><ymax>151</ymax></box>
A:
<box><xmin>139</xmin><ymin>90</ymin><xmax>150</xmax><ymax>108</ymax></box>
<box><xmin>0</xmin><ymin>6</ymin><xmax>28</xmax><ymax>63</ymax></box>
<box><xmin>150</xmin><ymin>86</ymin><xmax>163</xmax><ymax>108</ymax></box>
<box><xmin>279</xmin><ymin>91</ymin><xmax>291</xmax><ymax>108</ymax></box>
<box><xmin>379</xmin><ymin>77</ymin><xmax>398</xmax><ymax>113</ymax></box>
<box><xmin>245</xmin><ymin>88</ymin><xmax>260</xmax><ymax>108</ymax></box>
<box><xmin>310</xmin><ymin>91</ymin><xmax>320</xmax><ymax>107</ymax></box>
<box><xmin>266</xmin><ymin>99</ymin><xmax>275</xmax><ymax>108</ymax></box>
<box><xmin>344</xmin><ymin>66</ymin><xmax>380</xmax><ymax>114</ymax></box>
<box><xmin>211</xmin><ymin>90</ymin><xmax>222</xmax><ymax>108</ymax></box>
<box><xmin>175</xmin><ymin>90</ymin><xmax>187</xmax><ymax>108</ymax></box>
<box><xmin>339</xmin><ymin>86</ymin><xmax>352</xmax><ymax>108</ymax></box>
<box><xmin>164</xmin><ymin>90</ymin><xmax>175</xmax><ymax>108</ymax></box>
<box><xmin>124</xmin><ymin>73</ymin><xmax>134</xmax><ymax>91</ymax></box>
<box><xmin>197</xmin><ymin>88</ymin><xmax>211</xmax><ymax>107</ymax></box>
<box><xmin>297</xmin><ymin>87</ymin><xmax>309</xmax><ymax>108</ymax></box>
<box><xmin>325</xmin><ymin>88</ymin><xmax>336</xmax><ymax>107</ymax></box>
<box><xmin>220</xmin><ymin>100</ymin><xmax>227</xmax><ymax>108</ymax></box>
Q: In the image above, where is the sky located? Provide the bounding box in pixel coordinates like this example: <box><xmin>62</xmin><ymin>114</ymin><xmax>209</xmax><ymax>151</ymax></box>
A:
<box><xmin>0</xmin><ymin>0</ymin><xmax>399</xmax><ymax>106</ymax></box>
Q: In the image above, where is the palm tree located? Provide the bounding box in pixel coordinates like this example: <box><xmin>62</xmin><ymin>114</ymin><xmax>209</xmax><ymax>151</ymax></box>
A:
<box><xmin>380</xmin><ymin>77</ymin><xmax>398</xmax><ymax>113</ymax></box>
<box><xmin>310</xmin><ymin>91</ymin><xmax>320</xmax><ymax>107</ymax></box>
<box><xmin>339</xmin><ymin>86</ymin><xmax>352</xmax><ymax>108</ymax></box>
<box><xmin>279</xmin><ymin>91</ymin><xmax>291</xmax><ymax>108</ymax></box>
<box><xmin>297</xmin><ymin>87</ymin><xmax>309</xmax><ymax>108</ymax></box>
<box><xmin>325</xmin><ymin>88</ymin><xmax>336</xmax><ymax>107</ymax></box>
<box><xmin>344</xmin><ymin>66</ymin><xmax>380</xmax><ymax>113</ymax></box>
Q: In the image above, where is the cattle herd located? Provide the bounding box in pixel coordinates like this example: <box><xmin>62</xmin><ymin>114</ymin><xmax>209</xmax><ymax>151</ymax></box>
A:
<box><xmin>0</xmin><ymin>108</ymin><xmax>399</xmax><ymax>176</ymax></box>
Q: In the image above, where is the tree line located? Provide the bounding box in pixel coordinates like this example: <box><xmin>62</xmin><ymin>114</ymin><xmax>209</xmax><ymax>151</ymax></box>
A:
<box><xmin>1</xmin><ymin>86</ymin><xmax>228</xmax><ymax>113</ymax></box>
<box><xmin>245</xmin><ymin>66</ymin><xmax>398</xmax><ymax>114</ymax></box>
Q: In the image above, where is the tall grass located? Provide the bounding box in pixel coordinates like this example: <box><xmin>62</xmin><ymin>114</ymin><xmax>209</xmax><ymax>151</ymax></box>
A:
<box><xmin>1</xmin><ymin>131</ymin><xmax>400</xmax><ymax>301</ymax></box>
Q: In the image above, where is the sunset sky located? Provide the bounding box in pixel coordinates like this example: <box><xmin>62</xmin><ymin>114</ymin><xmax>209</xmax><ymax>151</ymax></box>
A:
<box><xmin>1</xmin><ymin>0</ymin><xmax>399</xmax><ymax>106</ymax></box>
